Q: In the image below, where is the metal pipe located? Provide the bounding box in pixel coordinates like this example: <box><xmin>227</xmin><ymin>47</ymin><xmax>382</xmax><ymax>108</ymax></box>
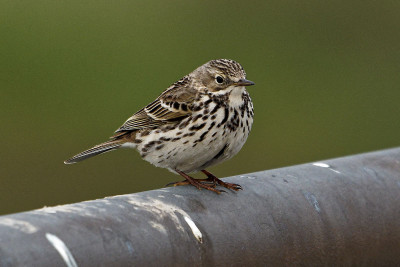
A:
<box><xmin>0</xmin><ymin>148</ymin><xmax>400</xmax><ymax>266</ymax></box>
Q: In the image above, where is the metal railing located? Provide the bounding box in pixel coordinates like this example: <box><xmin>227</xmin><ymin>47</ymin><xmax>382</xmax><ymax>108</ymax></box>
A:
<box><xmin>0</xmin><ymin>147</ymin><xmax>400</xmax><ymax>266</ymax></box>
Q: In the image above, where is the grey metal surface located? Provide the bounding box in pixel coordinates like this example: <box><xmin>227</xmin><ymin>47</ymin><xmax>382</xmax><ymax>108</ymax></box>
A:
<box><xmin>0</xmin><ymin>148</ymin><xmax>400</xmax><ymax>266</ymax></box>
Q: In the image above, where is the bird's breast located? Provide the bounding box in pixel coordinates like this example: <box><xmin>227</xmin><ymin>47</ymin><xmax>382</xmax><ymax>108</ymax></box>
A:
<box><xmin>129</xmin><ymin>92</ymin><xmax>253</xmax><ymax>173</ymax></box>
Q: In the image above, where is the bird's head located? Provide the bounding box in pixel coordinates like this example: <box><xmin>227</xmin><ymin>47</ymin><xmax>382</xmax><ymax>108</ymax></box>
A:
<box><xmin>190</xmin><ymin>59</ymin><xmax>255</xmax><ymax>94</ymax></box>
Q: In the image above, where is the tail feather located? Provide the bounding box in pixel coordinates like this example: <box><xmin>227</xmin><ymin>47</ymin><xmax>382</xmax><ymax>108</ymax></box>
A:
<box><xmin>64</xmin><ymin>141</ymin><xmax>123</xmax><ymax>164</ymax></box>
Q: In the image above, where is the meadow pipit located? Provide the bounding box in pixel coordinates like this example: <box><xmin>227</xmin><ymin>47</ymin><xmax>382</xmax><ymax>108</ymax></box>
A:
<box><xmin>65</xmin><ymin>59</ymin><xmax>255</xmax><ymax>194</ymax></box>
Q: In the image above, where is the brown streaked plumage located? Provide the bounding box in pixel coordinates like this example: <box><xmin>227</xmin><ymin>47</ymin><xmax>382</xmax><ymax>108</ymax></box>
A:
<box><xmin>65</xmin><ymin>59</ymin><xmax>255</xmax><ymax>194</ymax></box>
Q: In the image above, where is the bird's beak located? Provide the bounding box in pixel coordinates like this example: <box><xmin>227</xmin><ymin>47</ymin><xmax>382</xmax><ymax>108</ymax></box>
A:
<box><xmin>234</xmin><ymin>79</ymin><xmax>255</xmax><ymax>87</ymax></box>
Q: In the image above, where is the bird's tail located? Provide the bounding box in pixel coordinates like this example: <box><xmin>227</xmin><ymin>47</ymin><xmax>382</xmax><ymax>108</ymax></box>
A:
<box><xmin>64</xmin><ymin>140</ymin><xmax>124</xmax><ymax>164</ymax></box>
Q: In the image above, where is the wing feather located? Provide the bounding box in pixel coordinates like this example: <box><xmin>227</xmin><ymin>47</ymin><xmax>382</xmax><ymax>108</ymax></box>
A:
<box><xmin>114</xmin><ymin>75</ymin><xmax>198</xmax><ymax>133</ymax></box>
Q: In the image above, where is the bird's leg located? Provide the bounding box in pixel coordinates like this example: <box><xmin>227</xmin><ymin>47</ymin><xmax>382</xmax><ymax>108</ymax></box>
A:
<box><xmin>201</xmin><ymin>170</ymin><xmax>242</xmax><ymax>191</ymax></box>
<box><xmin>167</xmin><ymin>169</ymin><xmax>225</xmax><ymax>194</ymax></box>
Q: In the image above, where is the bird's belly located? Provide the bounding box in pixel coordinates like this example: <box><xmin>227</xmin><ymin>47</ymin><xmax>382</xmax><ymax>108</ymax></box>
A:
<box><xmin>198</xmin><ymin>115</ymin><xmax>253</xmax><ymax>171</ymax></box>
<box><xmin>132</xmin><ymin>102</ymin><xmax>253</xmax><ymax>173</ymax></box>
<box><xmin>136</xmin><ymin>120</ymin><xmax>228</xmax><ymax>173</ymax></box>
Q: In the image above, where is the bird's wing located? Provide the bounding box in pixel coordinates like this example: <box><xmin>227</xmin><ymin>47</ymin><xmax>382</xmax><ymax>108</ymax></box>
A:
<box><xmin>114</xmin><ymin>76</ymin><xmax>198</xmax><ymax>133</ymax></box>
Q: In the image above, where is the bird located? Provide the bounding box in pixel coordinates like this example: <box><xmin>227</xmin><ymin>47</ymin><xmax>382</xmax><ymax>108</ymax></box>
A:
<box><xmin>64</xmin><ymin>59</ymin><xmax>255</xmax><ymax>194</ymax></box>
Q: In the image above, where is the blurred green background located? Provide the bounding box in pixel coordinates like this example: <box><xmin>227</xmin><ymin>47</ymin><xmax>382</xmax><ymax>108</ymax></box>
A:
<box><xmin>1</xmin><ymin>0</ymin><xmax>399</xmax><ymax>215</ymax></box>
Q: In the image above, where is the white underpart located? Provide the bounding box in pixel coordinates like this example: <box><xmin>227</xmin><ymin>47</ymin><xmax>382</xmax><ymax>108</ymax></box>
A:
<box><xmin>122</xmin><ymin>142</ymin><xmax>136</xmax><ymax>149</ymax></box>
<box><xmin>122</xmin><ymin>86</ymin><xmax>253</xmax><ymax>173</ymax></box>
<box><xmin>196</xmin><ymin>86</ymin><xmax>253</xmax><ymax>168</ymax></box>
<box><xmin>227</xmin><ymin>85</ymin><xmax>246</xmax><ymax>105</ymax></box>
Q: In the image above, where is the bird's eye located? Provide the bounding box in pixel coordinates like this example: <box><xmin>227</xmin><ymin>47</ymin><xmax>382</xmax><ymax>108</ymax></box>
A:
<box><xmin>216</xmin><ymin>76</ymin><xmax>224</xmax><ymax>84</ymax></box>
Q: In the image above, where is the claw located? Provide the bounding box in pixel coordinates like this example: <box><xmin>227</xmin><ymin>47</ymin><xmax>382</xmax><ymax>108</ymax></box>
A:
<box><xmin>201</xmin><ymin>170</ymin><xmax>243</xmax><ymax>192</ymax></box>
<box><xmin>230</xmin><ymin>183</ymin><xmax>242</xmax><ymax>190</ymax></box>
<box><xmin>171</xmin><ymin>169</ymin><xmax>225</xmax><ymax>194</ymax></box>
<box><xmin>168</xmin><ymin>169</ymin><xmax>242</xmax><ymax>194</ymax></box>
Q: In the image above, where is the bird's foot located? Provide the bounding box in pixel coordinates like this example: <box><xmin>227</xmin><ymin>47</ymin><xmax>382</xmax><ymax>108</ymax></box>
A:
<box><xmin>166</xmin><ymin>179</ymin><xmax>216</xmax><ymax>188</ymax></box>
<box><xmin>170</xmin><ymin>170</ymin><xmax>226</xmax><ymax>194</ymax></box>
<box><xmin>201</xmin><ymin>170</ymin><xmax>242</xmax><ymax>191</ymax></box>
